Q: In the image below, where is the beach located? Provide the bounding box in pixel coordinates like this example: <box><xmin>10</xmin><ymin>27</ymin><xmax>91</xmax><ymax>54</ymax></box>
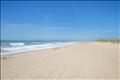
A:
<box><xmin>1</xmin><ymin>42</ymin><xmax>119</xmax><ymax>79</ymax></box>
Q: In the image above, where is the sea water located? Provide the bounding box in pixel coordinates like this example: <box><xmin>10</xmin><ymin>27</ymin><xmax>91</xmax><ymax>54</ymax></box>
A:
<box><xmin>1</xmin><ymin>40</ymin><xmax>80</xmax><ymax>55</ymax></box>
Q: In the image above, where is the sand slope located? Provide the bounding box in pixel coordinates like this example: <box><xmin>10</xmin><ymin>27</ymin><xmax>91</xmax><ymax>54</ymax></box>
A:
<box><xmin>1</xmin><ymin>42</ymin><xmax>119</xmax><ymax>79</ymax></box>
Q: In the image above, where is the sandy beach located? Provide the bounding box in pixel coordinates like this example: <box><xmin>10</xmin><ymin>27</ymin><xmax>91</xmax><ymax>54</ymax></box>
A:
<box><xmin>1</xmin><ymin>42</ymin><xmax>119</xmax><ymax>79</ymax></box>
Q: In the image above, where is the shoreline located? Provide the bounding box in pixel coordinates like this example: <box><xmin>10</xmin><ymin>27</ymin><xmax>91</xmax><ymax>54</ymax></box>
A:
<box><xmin>1</xmin><ymin>41</ymin><xmax>118</xmax><ymax>57</ymax></box>
<box><xmin>1</xmin><ymin>44</ymin><xmax>72</xmax><ymax>57</ymax></box>
<box><xmin>1</xmin><ymin>41</ymin><xmax>88</xmax><ymax>57</ymax></box>
<box><xmin>1</xmin><ymin>42</ymin><xmax>119</xmax><ymax>79</ymax></box>
<box><xmin>1</xmin><ymin>41</ymin><xmax>82</xmax><ymax>56</ymax></box>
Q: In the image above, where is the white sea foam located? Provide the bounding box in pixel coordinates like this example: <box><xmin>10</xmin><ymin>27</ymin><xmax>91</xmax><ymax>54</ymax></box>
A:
<box><xmin>1</xmin><ymin>41</ymin><xmax>80</xmax><ymax>55</ymax></box>
<box><xmin>9</xmin><ymin>43</ymin><xmax>24</xmax><ymax>46</ymax></box>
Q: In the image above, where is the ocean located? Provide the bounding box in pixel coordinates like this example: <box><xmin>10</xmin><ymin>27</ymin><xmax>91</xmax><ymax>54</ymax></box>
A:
<box><xmin>1</xmin><ymin>40</ymin><xmax>80</xmax><ymax>55</ymax></box>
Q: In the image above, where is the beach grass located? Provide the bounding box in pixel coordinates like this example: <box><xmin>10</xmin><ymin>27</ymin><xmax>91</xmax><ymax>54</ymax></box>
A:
<box><xmin>95</xmin><ymin>39</ymin><xmax>120</xmax><ymax>43</ymax></box>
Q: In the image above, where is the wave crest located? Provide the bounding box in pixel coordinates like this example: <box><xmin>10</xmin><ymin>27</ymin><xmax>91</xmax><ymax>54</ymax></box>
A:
<box><xmin>9</xmin><ymin>43</ymin><xmax>24</xmax><ymax>46</ymax></box>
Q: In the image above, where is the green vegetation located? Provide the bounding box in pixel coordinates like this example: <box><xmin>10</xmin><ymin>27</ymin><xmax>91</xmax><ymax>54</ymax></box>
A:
<box><xmin>96</xmin><ymin>39</ymin><xmax>120</xmax><ymax>43</ymax></box>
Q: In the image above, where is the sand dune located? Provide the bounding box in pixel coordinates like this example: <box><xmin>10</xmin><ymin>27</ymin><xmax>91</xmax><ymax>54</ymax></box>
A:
<box><xmin>1</xmin><ymin>42</ymin><xmax>119</xmax><ymax>79</ymax></box>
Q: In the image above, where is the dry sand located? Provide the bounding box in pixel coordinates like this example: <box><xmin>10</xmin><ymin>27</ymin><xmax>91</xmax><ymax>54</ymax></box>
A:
<box><xmin>1</xmin><ymin>42</ymin><xmax>119</xmax><ymax>80</ymax></box>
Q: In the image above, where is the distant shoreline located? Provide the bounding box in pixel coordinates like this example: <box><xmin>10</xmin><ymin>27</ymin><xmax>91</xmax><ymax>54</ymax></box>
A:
<box><xmin>1</xmin><ymin>40</ymin><xmax>119</xmax><ymax>56</ymax></box>
<box><xmin>1</xmin><ymin>41</ymin><xmax>83</xmax><ymax>56</ymax></box>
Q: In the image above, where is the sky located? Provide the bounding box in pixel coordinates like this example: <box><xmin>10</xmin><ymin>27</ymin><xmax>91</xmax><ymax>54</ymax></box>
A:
<box><xmin>1</xmin><ymin>1</ymin><xmax>119</xmax><ymax>40</ymax></box>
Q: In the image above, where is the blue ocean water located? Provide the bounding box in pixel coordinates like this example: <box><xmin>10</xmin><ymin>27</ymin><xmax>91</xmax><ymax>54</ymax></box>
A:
<box><xmin>1</xmin><ymin>40</ymin><xmax>80</xmax><ymax>55</ymax></box>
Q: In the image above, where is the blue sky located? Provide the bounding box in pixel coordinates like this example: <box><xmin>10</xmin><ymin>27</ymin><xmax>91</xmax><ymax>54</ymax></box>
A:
<box><xmin>1</xmin><ymin>1</ymin><xmax>119</xmax><ymax>40</ymax></box>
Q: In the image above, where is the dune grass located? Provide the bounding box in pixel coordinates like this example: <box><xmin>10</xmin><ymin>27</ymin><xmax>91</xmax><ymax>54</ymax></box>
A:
<box><xmin>96</xmin><ymin>39</ymin><xmax>120</xmax><ymax>43</ymax></box>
